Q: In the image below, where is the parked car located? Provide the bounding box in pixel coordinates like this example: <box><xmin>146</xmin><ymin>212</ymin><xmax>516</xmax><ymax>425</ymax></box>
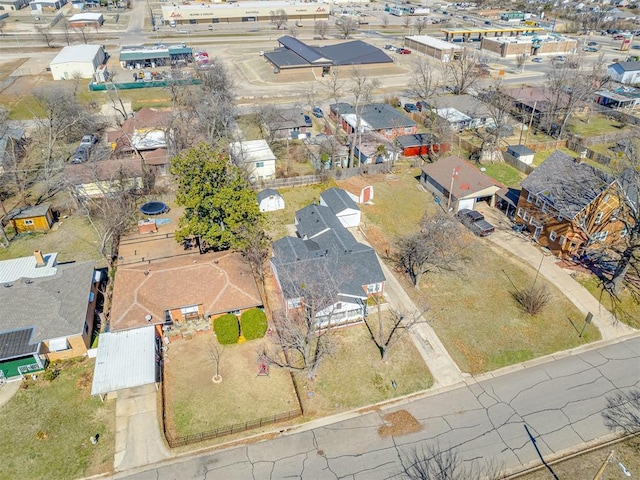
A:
<box><xmin>583</xmin><ymin>46</ymin><xmax>598</xmax><ymax>52</ymax></box>
<box><xmin>456</xmin><ymin>209</ymin><xmax>495</xmax><ymax>237</ymax></box>
<box><xmin>312</xmin><ymin>107</ymin><xmax>324</xmax><ymax>118</ymax></box>
<box><xmin>72</xmin><ymin>145</ymin><xmax>90</xmax><ymax>164</ymax></box>
<box><xmin>553</xmin><ymin>55</ymin><xmax>567</xmax><ymax>62</ymax></box>
<box><xmin>404</xmin><ymin>103</ymin><xmax>418</xmax><ymax>113</ymax></box>
<box><xmin>398</xmin><ymin>48</ymin><xmax>411</xmax><ymax>54</ymax></box>
<box><xmin>587</xmin><ymin>41</ymin><xmax>597</xmax><ymax>46</ymax></box>
<box><xmin>614</xmin><ymin>34</ymin><xmax>626</xmax><ymax>40</ymax></box>
<box><xmin>416</xmin><ymin>100</ymin><xmax>427</xmax><ymax>112</ymax></box>
<box><xmin>303</xmin><ymin>114</ymin><xmax>312</xmax><ymax>125</ymax></box>
<box><xmin>484</xmin><ymin>20</ymin><xmax>492</xmax><ymax>25</ymax></box>
<box><xmin>384</xmin><ymin>44</ymin><xmax>394</xmax><ymax>50</ymax></box>
<box><xmin>633</xmin><ymin>45</ymin><xmax>640</xmax><ymax>50</ymax></box>
<box><xmin>531</xmin><ymin>57</ymin><xmax>543</xmax><ymax>63</ymax></box>
<box><xmin>80</xmin><ymin>134</ymin><xmax>98</xmax><ymax>146</ymax></box>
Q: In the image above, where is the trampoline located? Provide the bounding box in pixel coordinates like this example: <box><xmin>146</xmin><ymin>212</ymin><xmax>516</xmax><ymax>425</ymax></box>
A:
<box><xmin>140</xmin><ymin>201</ymin><xmax>169</xmax><ymax>216</ymax></box>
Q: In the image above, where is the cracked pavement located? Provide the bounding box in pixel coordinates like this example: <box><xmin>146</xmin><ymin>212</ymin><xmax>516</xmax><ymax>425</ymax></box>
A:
<box><xmin>114</xmin><ymin>336</ymin><xmax>640</xmax><ymax>480</ymax></box>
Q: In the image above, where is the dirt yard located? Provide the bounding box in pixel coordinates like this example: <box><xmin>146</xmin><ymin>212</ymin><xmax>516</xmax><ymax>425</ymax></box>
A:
<box><xmin>163</xmin><ymin>333</ymin><xmax>300</xmax><ymax>438</ymax></box>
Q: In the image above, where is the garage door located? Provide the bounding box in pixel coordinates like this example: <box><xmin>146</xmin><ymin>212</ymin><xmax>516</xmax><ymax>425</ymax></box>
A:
<box><xmin>457</xmin><ymin>198</ymin><xmax>474</xmax><ymax>212</ymax></box>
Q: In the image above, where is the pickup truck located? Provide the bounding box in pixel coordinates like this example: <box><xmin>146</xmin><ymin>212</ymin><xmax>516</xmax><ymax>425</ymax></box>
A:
<box><xmin>456</xmin><ymin>208</ymin><xmax>495</xmax><ymax>236</ymax></box>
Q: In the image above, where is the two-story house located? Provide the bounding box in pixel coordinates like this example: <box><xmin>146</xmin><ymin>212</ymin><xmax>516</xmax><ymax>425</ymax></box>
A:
<box><xmin>515</xmin><ymin>150</ymin><xmax>629</xmax><ymax>258</ymax></box>
<box><xmin>271</xmin><ymin>194</ymin><xmax>385</xmax><ymax>327</ymax></box>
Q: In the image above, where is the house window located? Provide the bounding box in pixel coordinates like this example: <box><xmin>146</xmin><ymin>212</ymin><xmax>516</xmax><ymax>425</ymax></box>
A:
<box><xmin>84</xmin><ymin>322</ymin><xmax>89</xmax><ymax>334</ymax></box>
<box><xmin>335</xmin><ymin>302</ymin><xmax>342</xmax><ymax>311</ymax></box>
<box><xmin>288</xmin><ymin>298</ymin><xmax>301</xmax><ymax>309</ymax></box>
<box><xmin>255</xmin><ymin>161</ymin><xmax>264</xmax><ymax>168</ymax></box>
<box><xmin>592</xmin><ymin>231</ymin><xmax>609</xmax><ymax>242</ymax></box>
<box><xmin>594</xmin><ymin>211</ymin><xmax>603</xmax><ymax>225</ymax></box>
<box><xmin>180</xmin><ymin>305</ymin><xmax>199</xmax><ymax>318</ymax></box>
<box><xmin>603</xmin><ymin>193</ymin><xmax>610</xmax><ymax>202</ymax></box>
<box><xmin>541</xmin><ymin>202</ymin><xmax>549</xmax><ymax>213</ymax></box>
<box><xmin>549</xmin><ymin>231</ymin><xmax>557</xmax><ymax>241</ymax></box>
<box><xmin>535</xmin><ymin>196</ymin><xmax>543</xmax><ymax>207</ymax></box>
<box><xmin>367</xmin><ymin>283</ymin><xmax>381</xmax><ymax>294</ymax></box>
<box><xmin>24</xmin><ymin>219</ymin><xmax>34</xmax><ymax>226</ymax></box>
<box><xmin>523</xmin><ymin>211</ymin><xmax>530</xmax><ymax>222</ymax></box>
<box><xmin>527</xmin><ymin>192</ymin><xmax>534</xmax><ymax>203</ymax></box>
<box><xmin>557</xmin><ymin>214</ymin><xmax>564</xmax><ymax>222</ymax></box>
<box><xmin>517</xmin><ymin>208</ymin><xmax>524</xmax><ymax>218</ymax></box>
<box><xmin>559</xmin><ymin>235</ymin><xmax>566</xmax><ymax>247</ymax></box>
<box><xmin>529</xmin><ymin>216</ymin><xmax>537</xmax><ymax>225</ymax></box>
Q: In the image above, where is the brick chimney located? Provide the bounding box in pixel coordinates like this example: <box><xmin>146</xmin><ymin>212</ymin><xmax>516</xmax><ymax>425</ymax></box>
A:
<box><xmin>34</xmin><ymin>250</ymin><xmax>46</xmax><ymax>268</ymax></box>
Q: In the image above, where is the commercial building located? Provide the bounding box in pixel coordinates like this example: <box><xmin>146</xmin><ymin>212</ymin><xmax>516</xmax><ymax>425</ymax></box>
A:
<box><xmin>49</xmin><ymin>44</ymin><xmax>107</xmax><ymax>80</ymax></box>
<box><xmin>265</xmin><ymin>36</ymin><xmax>392</xmax><ymax>77</ymax></box>
<box><xmin>403</xmin><ymin>35</ymin><xmax>464</xmax><ymax>62</ymax></box>
<box><xmin>0</xmin><ymin>0</ymin><xmax>28</xmax><ymax>10</ymax></box>
<box><xmin>480</xmin><ymin>33</ymin><xmax>577</xmax><ymax>58</ymax></box>
<box><xmin>160</xmin><ymin>1</ymin><xmax>329</xmax><ymax>26</ymax></box>
<box><xmin>118</xmin><ymin>44</ymin><xmax>193</xmax><ymax>69</ymax></box>
<box><xmin>67</xmin><ymin>11</ymin><xmax>103</xmax><ymax>27</ymax></box>
<box><xmin>29</xmin><ymin>0</ymin><xmax>66</xmax><ymax>11</ymax></box>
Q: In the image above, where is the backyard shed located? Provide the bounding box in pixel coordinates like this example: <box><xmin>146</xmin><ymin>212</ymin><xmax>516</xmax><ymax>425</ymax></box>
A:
<box><xmin>6</xmin><ymin>203</ymin><xmax>54</xmax><ymax>233</ymax></box>
<box><xmin>257</xmin><ymin>189</ymin><xmax>285</xmax><ymax>212</ymax></box>
<box><xmin>91</xmin><ymin>325</ymin><xmax>158</xmax><ymax>400</ymax></box>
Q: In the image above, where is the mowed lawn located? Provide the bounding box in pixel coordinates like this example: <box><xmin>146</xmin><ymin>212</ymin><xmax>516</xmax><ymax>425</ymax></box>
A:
<box><xmin>418</xmin><ymin>242</ymin><xmax>600</xmax><ymax>374</ymax></box>
<box><xmin>335</xmin><ymin>166</ymin><xmax>601</xmax><ymax>374</ymax></box>
<box><xmin>163</xmin><ymin>333</ymin><xmax>300</xmax><ymax>438</ymax></box>
<box><xmin>295</xmin><ymin>322</ymin><xmax>433</xmax><ymax>418</ymax></box>
<box><xmin>0</xmin><ymin>359</ymin><xmax>115</xmax><ymax>480</ymax></box>
<box><xmin>573</xmin><ymin>271</ymin><xmax>640</xmax><ymax>329</ymax></box>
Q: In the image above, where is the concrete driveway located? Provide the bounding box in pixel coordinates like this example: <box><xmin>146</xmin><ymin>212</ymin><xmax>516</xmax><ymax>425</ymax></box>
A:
<box><xmin>114</xmin><ymin>384</ymin><xmax>172</xmax><ymax>472</ymax></box>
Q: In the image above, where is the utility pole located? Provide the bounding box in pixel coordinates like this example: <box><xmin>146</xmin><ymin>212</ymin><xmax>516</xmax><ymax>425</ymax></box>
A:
<box><xmin>524</xmin><ymin>99</ymin><xmax>537</xmax><ymax>146</ymax></box>
<box><xmin>447</xmin><ymin>166</ymin><xmax>460</xmax><ymax>211</ymax></box>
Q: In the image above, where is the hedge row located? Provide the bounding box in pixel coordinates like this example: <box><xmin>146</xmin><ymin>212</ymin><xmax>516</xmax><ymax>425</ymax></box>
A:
<box><xmin>214</xmin><ymin>308</ymin><xmax>267</xmax><ymax>344</ymax></box>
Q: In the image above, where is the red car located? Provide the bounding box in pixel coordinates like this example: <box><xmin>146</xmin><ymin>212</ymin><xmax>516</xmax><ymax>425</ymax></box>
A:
<box><xmin>398</xmin><ymin>48</ymin><xmax>412</xmax><ymax>54</ymax></box>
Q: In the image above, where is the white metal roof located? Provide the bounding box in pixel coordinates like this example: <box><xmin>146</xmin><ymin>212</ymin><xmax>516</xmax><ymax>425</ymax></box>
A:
<box><xmin>406</xmin><ymin>35</ymin><xmax>464</xmax><ymax>51</ymax></box>
<box><xmin>91</xmin><ymin>326</ymin><xmax>156</xmax><ymax>396</ymax></box>
<box><xmin>0</xmin><ymin>252</ymin><xmax>58</xmax><ymax>284</ymax></box>
<box><xmin>68</xmin><ymin>12</ymin><xmax>103</xmax><ymax>22</ymax></box>
<box><xmin>50</xmin><ymin>44</ymin><xmax>103</xmax><ymax>65</ymax></box>
<box><xmin>229</xmin><ymin>139</ymin><xmax>276</xmax><ymax>164</ymax></box>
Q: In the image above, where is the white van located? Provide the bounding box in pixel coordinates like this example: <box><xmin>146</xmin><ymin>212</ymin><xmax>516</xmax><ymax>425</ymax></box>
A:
<box><xmin>169</xmin><ymin>20</ymin><xmax>177</xmax><ymax>27</ymax></box>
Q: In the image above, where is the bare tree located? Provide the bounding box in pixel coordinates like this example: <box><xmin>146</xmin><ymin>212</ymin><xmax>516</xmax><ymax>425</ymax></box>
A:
<box><xmin>0</xmin><ymin>18</ymin><xmax>6</xmax><ymax>36</ymax></box>
<box><xmin>288</xmin><ymin>25</ymin><xmax>298</xmax><ymax>38</ymax></box>
<box><xmin>444</xmin><ymin>51</ymin><xmax>478</xmax><ymax>95</ymax></box>
<box><xmin>314</xmin><ymin>20</ymin><xmax>329</xmax><ymax>39</ymax></box>
<box><xmin>59</xmin><ymin>18</ymin><xmax>72</xmax><ymax>46</ymax></box>
<box><xmin>235</xmin><ymin>224</ymin><xmax>270</xmax><ymax>291</ymax></box>
<box><xmin>478</xmin><ymin>80</ymin><xmax>513</xmax><ymax>153</ymax></box>
<box><xmin>336</xmin><ymin>16</ymin><xmax>358</xmax><ymax>39</ymax></box>
<box><xmin>403</xmin><ymin>15</ymin><xmax>413</xmax><ymax>29</ymax></box>
<box><xmin>208</xmin><ymin>340</ymin><xmax>225</xmax><ymax>381</ymax></box>
<box><xmin>74</xmin><ymin>25</ymin><xmax>91</xmax><ymax>44</ymax></box>
<box><xmin>395</xmin><ymin>213</ymin><xmax>470</xmax><ymax>288</ymax></box>
<box><xmin>415</xmin><ymin>17</ymin><xmax>428</xmax><ymax>35</ymax></box>
<box><xmin>321</xmin><ymin>69</ymin><xmax>345</xmax><ymax>138</ymax></box>
<box><xmin>399</xmin><ymin>444</ymin><xmax>503</xmax><ymax>480</ymax></box>
<box><xmin>408</xmin><ymin>57</ymin><xmax>441</xmax><ymax>100</ymax></box>
<box><xmin>348</xmin><ymin>68</ymin><xmax>380</xmax><ymax>167</ymax></box>
<box><xmin>364</xmin><ymin>302</ymin><xmax>426</xmax><ymax>362</ymax></box>
<box><xmin>74</xmin><ymin>163</ymin><xmax>141</xmax><ymax>266</ymax></box>
<box><xmin>36</xmin><ymin>27</ymin><xmax>55</xmax><ymax>48</ymax></box>
<box><xmin>602</xmin><ymin>389</ymin><xmax>640</xmax><ymax>435</ymax></box>
<box><xmin>269</xmin><ymin>9</ymin><xmax>288</xmax><ymax>30</ymax></box>
<box><xmin>381</xmin><ymin>14</ymin><xmax>390</xmax><ymax>29</ymax></box>
<box><xmin>515</xmin><ymin>53</ymin><xmax>527</xmax><ymax>72</ymax></box>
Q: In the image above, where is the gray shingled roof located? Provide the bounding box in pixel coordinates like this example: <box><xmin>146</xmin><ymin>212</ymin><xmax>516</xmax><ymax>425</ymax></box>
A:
<box><xmin>521</xmin><ymin>150</ymin><xmax>613</xmax><ymax>219</ymax></box>
<box><xmin>396</xmin><ymin>133</ymin><xmax>438</xmax><ymax>148</ymax></box>
<box><xmin>257</xmin><ymin>188</ymin><xmax>281</xmax><ymax>203</ymax></box>
<box><xmin>610</xmin><ymin>61</ymin><xmax>640</xmax><ymax>73</ymax></box>
<box><xmin>330</xmin><ymin>103</ymin><xmax>417</xmax><ymax>130</ymax></box>
<box><xmin>6</xmin><ymin>203</ymin><xmax>51</xmax><ymax>220</ymax></box>
<box><xmin>272</xmin><ymin>203</ymin><xmax>385</xmax><ymax>304</ymax></box>
<box><xmin>0</xmin><ymin>261</ymin><xmax>95</xmax><ymax>343</ymax></box>
<box><xmin>320</xmin><ymin>188</ymin><xmax>359</xmax><ymax>215</ymax></box>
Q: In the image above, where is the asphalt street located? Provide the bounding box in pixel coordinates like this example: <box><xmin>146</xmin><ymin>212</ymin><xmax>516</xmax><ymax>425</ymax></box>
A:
<box><xmin>114</xmin><ymin>336</ymin><xmax>640</xmax><ymax>480</ymax></box>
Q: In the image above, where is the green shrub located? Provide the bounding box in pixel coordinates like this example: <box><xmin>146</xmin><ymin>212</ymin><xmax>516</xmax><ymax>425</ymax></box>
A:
<box><xmin>214</xmin><ymin>314</ymin><xmax>240</xmax><ymax>344</ymax></box>
<box><xmin>240</xmin><ymin>308</ymin><xmax>268</xmax><ymax>340</ymax></box>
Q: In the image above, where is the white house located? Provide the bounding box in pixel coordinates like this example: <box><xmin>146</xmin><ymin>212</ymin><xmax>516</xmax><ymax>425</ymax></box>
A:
<box><xmin>49</xmin><ymin>44</ymin><xmax>106</xmax><ymax>81</ymax></box>
<box><xmin>608</xmin><ymin>61</ymin><xmax>640</xmax><ymax>86</ymax></box>
<box><xmin>320</xmin><ymin>187</ymin><xmax>361</xmax><ymax>228</ymax></box>
<box><xmin>229</xmin><ymin>139</ymin><xmax>276</xmax><ymax>182</ymax></box>
<box><xmin>257</xmin><ymin>189</ymin><xmax>285</xmax><ymax>212</ymax></box>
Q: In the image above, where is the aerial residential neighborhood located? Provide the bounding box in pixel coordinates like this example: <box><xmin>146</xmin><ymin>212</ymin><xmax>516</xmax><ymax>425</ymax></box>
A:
<box><xmin>1</xmin><ymin>0</ymin><xmax>640</xmax><ymax>479</ymax></box>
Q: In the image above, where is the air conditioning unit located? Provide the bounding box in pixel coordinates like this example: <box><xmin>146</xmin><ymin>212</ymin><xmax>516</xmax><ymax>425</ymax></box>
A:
<box><xmin>579</xmin><ymin>149</ymin><xmax>588</xmax><ymax>158</ymax></box>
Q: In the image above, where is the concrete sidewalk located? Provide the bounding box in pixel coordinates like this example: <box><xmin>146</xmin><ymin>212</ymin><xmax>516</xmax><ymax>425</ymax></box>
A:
<box><xmin>480</xmin><ymin>206</ymin><xmax>636</xmax><ymax>341</ymax></box>
<box><xmin>114</xmin><ymin>384</ymin><xmax>172</xmax><ymax>472</ymax></box>
<box><xmin>353</xmin><ymin>229</ymin><xmax>465</xmax><ymax>388</ymax></box>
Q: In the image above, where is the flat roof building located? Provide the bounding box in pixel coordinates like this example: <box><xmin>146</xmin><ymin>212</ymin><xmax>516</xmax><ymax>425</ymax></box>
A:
<box><xmin>403</xmin><ymin>35</ymin><xmax>465</xmax><ymax>62</ymax></box>
<box><xmin>480</xmin><ymin>33</ymin><xmax>577</xmax><ymax>58</ymax></box>
<box><xmin>118</xmin><ymin>44</ymin><xmax>193</xmax><ymax>69</ymax></box>
<box><xmin>160</xmin><ymin>1</ymin><xmax>330</xmax><ymax>26</ymax></box>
